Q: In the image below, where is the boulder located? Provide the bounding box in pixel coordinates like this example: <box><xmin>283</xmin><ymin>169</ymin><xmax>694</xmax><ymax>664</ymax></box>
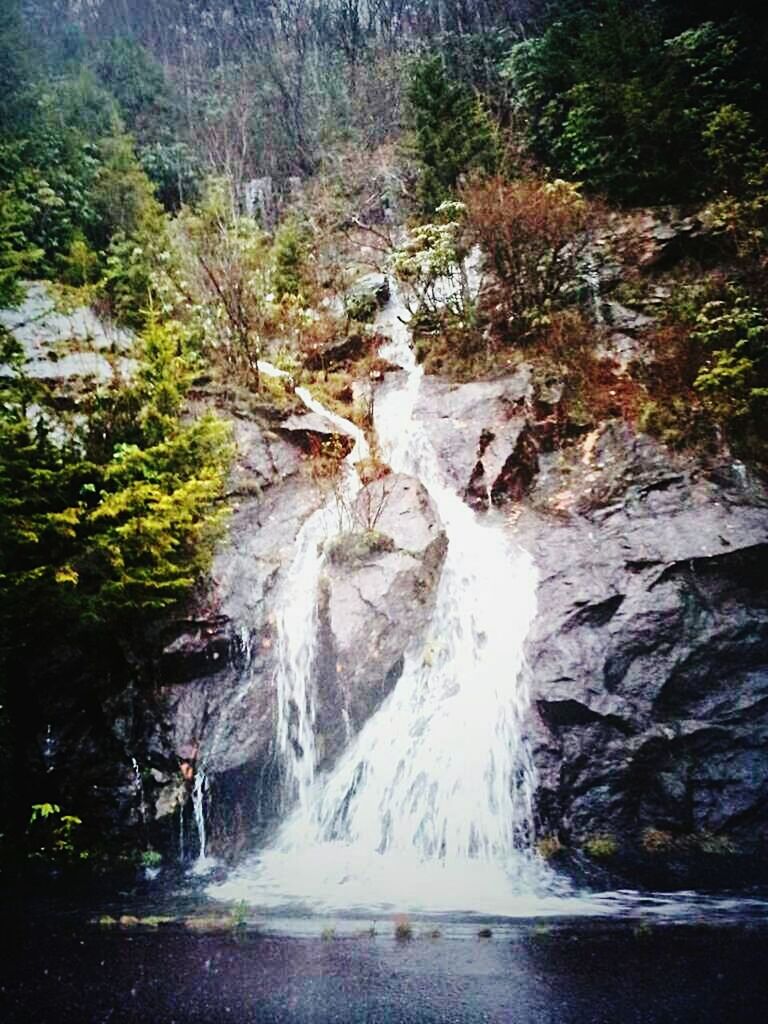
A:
<box><xmin>313</xmin><ymin>474</ymin><xmax>448</xmax><ymax>766</ymax></box>
<box><xmin>278</xmin><ymin>411</ymin><xmax>356</xmax><ymax>456</ymax></box>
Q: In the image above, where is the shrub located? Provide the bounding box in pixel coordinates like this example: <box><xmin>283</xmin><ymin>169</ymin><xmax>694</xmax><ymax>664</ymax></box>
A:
<box><xmin>324</xmin><ymin>530</ymin><xmax>395</xmax><ymax>566</ymax></box>
<box><xmin>462</xmin><ymin>176</ymin><xmax>605</xmax><ymax>336</ymax></box>
<box><xmin>536</xmin><ymin>834</ymin><xmax>563</xmax><ymax>860</ymax></box>
<box><xmin>693</xmin><ymin>292</ymin><xmax>768</xmax><ymax>421</ymax></box>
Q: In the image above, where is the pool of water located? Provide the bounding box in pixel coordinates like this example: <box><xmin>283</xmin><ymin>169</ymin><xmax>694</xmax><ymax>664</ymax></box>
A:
<box><xmin>4</xmin><ymin>875</ymin><xmax>768</xmax><ymax>1023</ymax></box>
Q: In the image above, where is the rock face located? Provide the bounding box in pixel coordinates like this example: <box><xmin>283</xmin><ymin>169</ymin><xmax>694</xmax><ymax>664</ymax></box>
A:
<box><xmin>411</xmin><ymin>368</ymin><xmax>549</xmax><ymax>509</ymax></box>
<box><xmin>313</xmin><ymin>474</ymin><xmax>447</xmax><ymax>766</ymax></box>
<box><xmin>0</xmin><ymin>282</ymin><xmax>135</xmax><ymax>381</ymax></box>
<box><xmin>411</xmin><ymin>367</ymin><xmax>768</xmax><ymax>881</ymax></box>
<box><xmin>516</xmin><ymin>422</ymin><xmax>768</xmax><ymax>873</ymax></box>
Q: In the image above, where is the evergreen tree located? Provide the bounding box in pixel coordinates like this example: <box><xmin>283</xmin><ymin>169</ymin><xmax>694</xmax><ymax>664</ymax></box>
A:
<box><xmin>406</xmin><ymin>54</ymin><xmax>500</xmax><ymax>214</ymax></box>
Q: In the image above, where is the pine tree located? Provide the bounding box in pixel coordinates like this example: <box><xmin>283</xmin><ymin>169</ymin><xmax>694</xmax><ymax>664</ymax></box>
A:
<box><xmin>406</xmin><ymin>54</ymin><xmax>500</xmax><ymax>215</ymax></box>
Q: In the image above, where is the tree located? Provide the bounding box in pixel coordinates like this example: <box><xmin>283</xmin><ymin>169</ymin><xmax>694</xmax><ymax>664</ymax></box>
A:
<box><xmin>0</xmin><ymin>320</ymin><xmax>233</xmax><ymax>652</ymax></box>
<box><xmin>503</xmin><ymin>1</ymin><xmax>754</xmax><ymax>203</ymax></box>
<box><xmin>161</xmin><ymin>178</ymin><xmax>273</xmax><ymax>386</ymax></box>
<box><xmin>405</xmin><ymin>54</ymin><xmax>500</xmax><ymax>213</ymax></box>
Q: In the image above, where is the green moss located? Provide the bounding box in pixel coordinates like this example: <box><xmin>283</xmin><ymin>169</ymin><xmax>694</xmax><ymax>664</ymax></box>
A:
<box><xmin>583</xmin><ymin>832</ymin><xmax>618</xmax><ymax>859</ymax></box>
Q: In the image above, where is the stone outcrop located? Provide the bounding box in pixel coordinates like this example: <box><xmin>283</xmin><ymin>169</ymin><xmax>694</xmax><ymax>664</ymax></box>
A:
<box><xmin>152</xmin><ymin>464</ymin><xmax>446</xmax><ymax>851</ymax></box>
<box><xmin>515</xmin><ymin>421</ymin><xmax>768</xmax><ymax>877</ymax></box>
<box><xmin>313</xmin><ymin>474</ymin><xmax>447</xmax><ymax>766</ymax></box>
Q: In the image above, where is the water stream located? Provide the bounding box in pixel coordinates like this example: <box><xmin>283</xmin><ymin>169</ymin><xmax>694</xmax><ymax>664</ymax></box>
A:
<box><xmin>208</xmin><ymin>292</ymin><xmax>560</xmax><ymax>913</ymax></box>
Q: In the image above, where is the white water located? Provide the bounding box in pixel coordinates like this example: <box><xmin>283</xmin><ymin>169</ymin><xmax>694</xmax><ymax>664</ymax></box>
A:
<box><xmin>208</xmin><ymin>294</ymin><xmax>560</xmax><ymax>913</ymax></box>
<box><xmin>191</xmin><ymin>767</ymin><xmax>217</xmax><ymax>876</ymax></box>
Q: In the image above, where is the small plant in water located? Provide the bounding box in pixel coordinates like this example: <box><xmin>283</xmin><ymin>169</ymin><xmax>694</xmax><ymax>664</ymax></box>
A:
<box><xmin>321</xmin><ymin>926</ymin><xmax>336</xmax><ymax>941</ymax></box>
<box><xmin>140</xmin><ymin>849</ymin><xmax>163</xmax><ymax>869</ymax></box>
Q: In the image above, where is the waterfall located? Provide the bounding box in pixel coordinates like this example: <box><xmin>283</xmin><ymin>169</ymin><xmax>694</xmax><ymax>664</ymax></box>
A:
<box><xmin>272</xmin><ymin>382</ymin><xmax>369</xmax><ymax>810</ymax></box>
<box><xmin>191</xmin><ymin>766</ymin><xmax>215</xmax><ymax>875</ymax></box>
<box><xmin>208</xmin><ymin>291</ymin><xmax>558</xmax><ymax>913</ymax></box>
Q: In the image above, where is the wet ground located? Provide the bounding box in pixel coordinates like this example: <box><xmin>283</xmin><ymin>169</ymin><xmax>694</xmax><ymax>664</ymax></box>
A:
<box><xmin>3</xmin><ymin>908</ymin><xmax>768</xmax><ymax>1023</ymax></box>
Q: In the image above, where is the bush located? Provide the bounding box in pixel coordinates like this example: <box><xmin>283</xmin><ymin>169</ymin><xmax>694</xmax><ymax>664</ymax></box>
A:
<box><xmin>389</xmin><ymin>200</ymin><xmax>475</xmax><ymax>328</ymax></box>
<box><xmin>503</xmin><ymin>3</ymin><xmax>753</xmax><ymax>203</ymax></box>
<box><xmin>324</xmin><ymin>530</ymin><xmax>395</xmax><ymax>566</ymax></box>
<box><xmin>463</xmin><ymin>175</ymin><xmax>605</xmax><ymax>335</ymax></box>
<box><xmin>582</xmin><ymin>832</ymin><xmax>618</xmax><ymax>859</ymax></box>
<box><xmin>693</xmin><ymin>291</ymin><xmax>768</xmax><ymax>421</ymax></box>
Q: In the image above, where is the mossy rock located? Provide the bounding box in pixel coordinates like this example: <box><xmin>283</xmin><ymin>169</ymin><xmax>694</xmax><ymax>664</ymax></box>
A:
<box><xmin>324</xmin><ymin>530</ymin><xmax>395</xmax><ymax>566</ymax></box>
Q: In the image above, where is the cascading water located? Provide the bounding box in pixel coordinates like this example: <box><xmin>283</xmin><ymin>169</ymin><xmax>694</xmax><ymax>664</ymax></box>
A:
<box><xmin>271</xmin><ymin>382</ymin><xmax>370</xmax><ymax>810</ymax></box>
<box><xmin>191</xmin><ymin>766</ymin><xmax>216</xmax><ymax>875</ymax></box>
<box><xmin>208</xmin><ymin>292</ymin><xmax>563</xmax><ymax>913</ymax></box>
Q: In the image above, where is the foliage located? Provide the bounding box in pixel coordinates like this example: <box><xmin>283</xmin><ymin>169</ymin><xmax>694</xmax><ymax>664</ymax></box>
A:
<box><xmin>90</xmin><ymin>132</ymin><xmax>164</xmax><ymax>250</ymax></box>
<box><xmin>463</xmin><ymin>175</ymin><xmax>603</xmax><ymax>334</ymax></box>
<box><xmin>405</xmin><ymin>54</ymin><xmax>500</xmax><ymax>213</ymax></box>
<box><xmin>161</xmin><ymin>178</ymin><xmax>272</xmax><ymax>385</ymax></box>
<box><xmin>93</xmin><ymin>36</ymin><xmax>172</xmax><ymax>142</ymax></box>
<box><xmin>503</xmin><ymin>2</ymin><xmax>757</xmax><ymax>203</ymax></box>
<box><xmin>0</xmin><ymin>184</ymin><xmax>43</xmax><ymax>304</ymax></box>
<box><xmin>693</xmin><ymin>292</ymin><xmax>768</xmax><ymax>421</ymax></box>
<box><xmin>0</xmin><ymin>320</ymin><xmax>233</xmax><ymax>655</ymax></box>
<box><xmin>536</xmin><ymin>834</ymin><xmax>563</xmax><ymax>859</ymax></box>
<box><xmin>389</xmin><ymin>200</ymin><xmax>475</xmax><ymax>326</ymax></box>
<box><xmin>324</xmin><ymin>530</ymin><xmax>395</xmax><ymax>566</ymax></box>
<box><xmin>582</xmin><ymin>832</ymin><xmax>618</xmax><ymax>859</ymax></box>
<box><xmin>140</xmin><ymin>139</ymin><xmax>201</xmax><ymax>210</ymax></box>
<box><xmin>140</xmin><ymin>848</ymin><xmax>162</xmax><ymax>868</ymax></box>
<box><xmin>271</xmin><ymin>217</ymin><xmax>312</xmax><ymax>301</ymax></box>
<box><xmin>27</xmin><ymin>802</ymin><xmax>88</xmax><ymax>863</ymax></box>
<box><xmin>0</xmin><ymin>0</ymin><xmax>35</xmax><ymax>136</ymax></box>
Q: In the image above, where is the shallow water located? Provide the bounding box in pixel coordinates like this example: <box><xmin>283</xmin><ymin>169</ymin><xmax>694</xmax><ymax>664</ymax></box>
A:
<box><xmin>5</xmin><ymin>886</ymin><xmax>768</xmax><ymax>1024</ymax></box>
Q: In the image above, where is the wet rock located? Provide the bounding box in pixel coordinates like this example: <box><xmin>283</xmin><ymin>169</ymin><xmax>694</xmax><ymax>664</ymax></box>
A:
<box><xmin>302</xmin><ymin>332</ymin><xmax>366</xmax><ymax>370</ymax></box>
<box><xmin>632</xmin><ymin>209</ymin><xmax>711</xmax><ymax>270</ymax></box>
<box><xmin>344</xmin><ymin>274</ymin><xmax>391</xmax><ymax>323</ymax></box>
<box><xmin>517</xmin><ymin>424</ymin><xmax>768</xmax><ymax>871</ymax></box>
<box><xmin>278</xmin><ymin>411</ymin><xmax>356</xmax><ymax>456</ymax></box>
<box><xmin>313</xmin><ymin>474</ymin><xmax>448</xmax><ymax>765</ymax></box>
<box><xmin>402</xmin><ymin>368</ymin><xmax>536</xmax><ymax>509</ymax></box>
<box><xmin>0</xmin><ymin>282</ymin><xmax>135</xmax><ymax>382</ymax></box>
